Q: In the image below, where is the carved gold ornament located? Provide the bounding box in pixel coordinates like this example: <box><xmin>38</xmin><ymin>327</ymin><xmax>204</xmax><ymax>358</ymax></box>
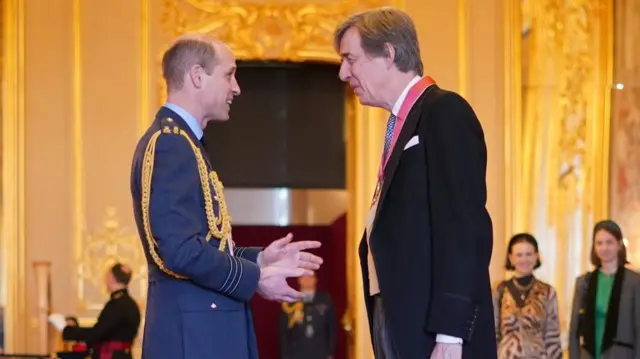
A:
<box><xmin>161</xmin><ymin>0</ymin><xmax>388</xmax><ymax>61</ymax></box>
<box><xmin>77</xmin><ymin>208</ymin><xmax>147</xmax><ymax>311</ymax></box>
<box><xmin>158</xmin><ymin>0</ymin><xmax>390</xmax><ymax>103</ymax></box>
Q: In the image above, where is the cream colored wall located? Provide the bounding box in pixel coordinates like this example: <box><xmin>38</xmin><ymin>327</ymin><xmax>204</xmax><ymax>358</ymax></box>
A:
<box><xmin>16</xmin><ymin>0</ymin><xmax>507</xmax><ymax>354</ymax></box>
<box><xmin>22</xmin><ymin>0</ymin><xmax>145</xmax><ymax>351</ymax></box>
<box><xmin>24</xmin><ymin>0</ymin><xmax>75</xmax><ymax>350</ymax></box>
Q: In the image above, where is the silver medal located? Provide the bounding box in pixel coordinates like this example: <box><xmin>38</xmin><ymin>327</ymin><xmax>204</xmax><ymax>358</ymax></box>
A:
<box><xmin>305</xmin><ymin>324</ymin><xmax>314</xmax><ymax>338</ymax></box>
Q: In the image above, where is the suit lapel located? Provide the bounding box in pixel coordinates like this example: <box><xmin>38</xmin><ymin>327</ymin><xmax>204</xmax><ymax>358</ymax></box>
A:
<box><xmin>583</xmin><ymin>270</ymin><xmax>598</xmax><ymax>356</ymax></box>
<box><xmin>372</xmin><ymin>86</ymin><xmax>438</xmax><ymax>224</ymax></box>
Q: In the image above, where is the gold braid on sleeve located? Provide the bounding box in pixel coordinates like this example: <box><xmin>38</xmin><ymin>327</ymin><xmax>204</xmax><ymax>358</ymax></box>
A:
<box><xmin>140</xmin><ymin>120</ymin><xmax>233</xmax><ymax>280</ymax></box>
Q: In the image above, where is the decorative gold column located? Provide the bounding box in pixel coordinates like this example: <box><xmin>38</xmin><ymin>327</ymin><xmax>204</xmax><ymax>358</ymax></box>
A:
<box><xmin>32</xmin><ymin>261</ymin><xmax>52</xmax><ymax>354</ymax></box>
<box><xmin>503</xmin><ymin>0</ymin><xmax>523</xmax><ymax>241</ymax></box>
<box><xmin>1</xmin><ymin>0</ymin><xmax>27</xmax><ymax>352</ymax></box>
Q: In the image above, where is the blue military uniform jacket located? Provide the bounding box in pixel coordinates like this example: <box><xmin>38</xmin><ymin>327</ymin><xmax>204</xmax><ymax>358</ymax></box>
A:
<box><xmin>130</xmin><ymin>105</ymin><xmax>264</xmax><ymax>359</ymax></box>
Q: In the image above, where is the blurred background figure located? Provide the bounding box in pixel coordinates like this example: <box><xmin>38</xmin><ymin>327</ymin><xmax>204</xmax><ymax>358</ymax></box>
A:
<box><xmin>279</xmin><ymin>273</ymin><xmax>336</xmax><ymax>359</ymax></box>
<box><xmin>569</xmin><ymin>220</ymin><xmax>640</xmax><ymax>359</ymax></box>
<box><xmin>493</xmin><ymin>233</ymin><xmax>562</xmax><ymax>359</ymax></box>
<box><xmin>50</xmin><ymin>263</ymin><xmax>141</xmax><ymax>359</ymax></box>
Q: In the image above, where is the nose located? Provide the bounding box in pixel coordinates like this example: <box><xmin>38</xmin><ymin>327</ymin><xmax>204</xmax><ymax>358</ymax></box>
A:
<box><xmin>338</xmin><ymin>61</ymin><xmax>351</xmax><ymax>82</ymax></box>
<box><xmin>232</xmin><ymin>76</ymin><xmax>241</xmax><ymax>96</ymax></box>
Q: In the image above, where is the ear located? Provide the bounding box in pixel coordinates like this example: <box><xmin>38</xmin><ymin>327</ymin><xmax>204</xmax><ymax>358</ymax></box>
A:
<box><xmin>383</xmin><ymin>43</ymin><xmax>396</xmax><ymax>68</ymax></box>
<box><xmin>187</xmin><ymin>64</ymin><xmax>204</xmax><ymax>89</ymax></box>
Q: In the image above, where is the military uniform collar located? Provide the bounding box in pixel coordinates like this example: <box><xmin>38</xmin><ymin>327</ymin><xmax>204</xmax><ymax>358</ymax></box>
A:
<box><xmin>163</xmin><ymin>103</ymin><xmax>203</xmax><ymax>140</ymax></box>
<box><xmin>110</xmin><ymin>288</ymin><xmax>127</xmax><ymax>299</ymax></box>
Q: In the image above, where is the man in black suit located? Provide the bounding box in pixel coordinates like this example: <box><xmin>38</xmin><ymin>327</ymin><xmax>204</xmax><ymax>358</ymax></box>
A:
<box><xmin>52</xmin><ymin>263</ymin><xmax>141</xmax><ymax>359</ymax></box>
<box><xmin>334</xmin><ymin>7</ymin><xmax>496</xmax><ymax>359</ymax></box>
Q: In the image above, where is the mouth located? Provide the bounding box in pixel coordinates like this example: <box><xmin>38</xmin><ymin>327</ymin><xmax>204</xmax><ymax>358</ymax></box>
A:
<box><xmin>226</xmin><ymin>99</ymin><xmax>233</xmax><ymax>105</ymax></box>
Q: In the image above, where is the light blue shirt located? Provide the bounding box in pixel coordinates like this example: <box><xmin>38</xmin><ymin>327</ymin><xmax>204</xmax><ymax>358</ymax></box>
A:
<box><xmin>163</xmin><ymin>102</ymin><xmax>203</xmax><ymax>140</ymax></box>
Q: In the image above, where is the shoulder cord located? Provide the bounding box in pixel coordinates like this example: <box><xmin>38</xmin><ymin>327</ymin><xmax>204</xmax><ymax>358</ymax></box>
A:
<box><xmin>140</xmin><ymin>122</ymin><xmax>232</xmax><ymax>279</ymax></box>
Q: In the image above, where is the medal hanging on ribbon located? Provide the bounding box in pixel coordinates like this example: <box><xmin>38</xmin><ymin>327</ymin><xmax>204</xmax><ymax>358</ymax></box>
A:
<box><xmin>370</xmin><ymin>76</ymin><xmax>436</xmax><ymax>208</ymax></box>
<box><xmin>305</xmin><ymin>324</ymin><xmax>315</xmax><ymax>338</ymax></box>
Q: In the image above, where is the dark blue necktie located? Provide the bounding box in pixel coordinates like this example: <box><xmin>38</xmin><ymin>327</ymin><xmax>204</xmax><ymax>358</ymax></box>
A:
<box><xmin>383</xmin><ymin>114</ymin><xmax>397</xmax><ymax>161</ymax></box>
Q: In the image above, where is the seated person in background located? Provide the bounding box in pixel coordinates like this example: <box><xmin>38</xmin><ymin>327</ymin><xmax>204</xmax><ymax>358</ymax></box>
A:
<box><xmin>50</xmin><ymin>263</ymin><xmax>141</xmax><ymax>359</ymax></box>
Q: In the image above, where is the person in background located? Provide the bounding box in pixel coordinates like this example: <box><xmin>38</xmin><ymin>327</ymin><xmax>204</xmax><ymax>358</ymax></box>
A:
<box><xmin>493</xmin><ymin>233</ymin><xmax>562</xmax><ymax>359</ymax></box>
<box><xmin>569</xmin><ymin>220</ymin><xmax>640</xmax><ymax>359</ymax></box>
<box><xmin>279</xmin><ymin>273</ymin><xmax>336</xmax><ymax>359</ymax></box>
<box><xmin>50</xmin><ymin>263</ymin><xmax>141</xmax><ymax>359</ymax></box>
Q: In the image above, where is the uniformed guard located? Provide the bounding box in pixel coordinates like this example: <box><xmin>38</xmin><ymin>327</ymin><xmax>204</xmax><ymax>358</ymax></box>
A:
<box><xmin>129</xmin><ymin>34</ymin><xmax>323</xmax><ymax>359</ymax></box>
<box><xmin>279</xmin><ymin>273</ymin><xmax>336</xmax><ymax>359</ymax></box>
<box><xmin>50</xmin><ymin>263</ymin><xmax>141</xmax><ymax>359</ymax></box>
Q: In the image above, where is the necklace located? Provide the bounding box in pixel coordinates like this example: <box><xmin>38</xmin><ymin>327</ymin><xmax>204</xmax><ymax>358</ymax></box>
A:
<box><xmin>512</xmin><ymin>278</ymin><xmax>535</xmax><ymax>300</ymax></box>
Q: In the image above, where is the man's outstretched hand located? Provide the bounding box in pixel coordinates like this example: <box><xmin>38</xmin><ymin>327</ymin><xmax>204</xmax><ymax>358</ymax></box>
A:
<box><xmin>257</xmin><ymin>233</ymin><xmax>323</xmax><ymax>273</ymax></box>
<box><xmin>257</xmin><ymin>266</ymin><xmax>307</xmax><ymax>302</ymax></box>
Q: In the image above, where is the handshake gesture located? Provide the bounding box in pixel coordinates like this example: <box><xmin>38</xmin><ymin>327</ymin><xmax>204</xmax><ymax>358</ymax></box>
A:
<box><xmin>256</xmin><ymin>233</ymin><xmax>323</xmax><ymax>302</ymax></box>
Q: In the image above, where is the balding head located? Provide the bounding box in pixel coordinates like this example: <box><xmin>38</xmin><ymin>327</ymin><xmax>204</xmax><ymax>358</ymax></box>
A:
<box><xmin>162</xmin><ymin>34</ymin><xmax>220</xmax><ymax>93</ymax></box>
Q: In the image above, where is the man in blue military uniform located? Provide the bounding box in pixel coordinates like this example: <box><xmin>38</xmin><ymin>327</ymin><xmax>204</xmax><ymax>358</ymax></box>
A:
<box><xmin>130</xmin><ymin>34</ymin><xmax>324</xmax><ymax>359</ymax></box>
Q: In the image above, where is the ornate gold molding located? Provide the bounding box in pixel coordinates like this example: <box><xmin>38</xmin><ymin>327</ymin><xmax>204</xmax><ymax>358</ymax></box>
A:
<box><xmin>77</xmin><ymin>207</ymin><xmax>148</xmax><ymax>313</ymax></box>
<box><xmin>1</xmin><ymin>0</ymin><xmax>27</xmax><ymax>351</ymax></box>
<box><xmin>161</xmin><ymin>0</ymin><xmax>388</xmax><ymax>61</ymax></box>
<box><xmin>157</xmin><ymin>0</ymin><xmax>389</xmax><ymax>104</ymax></box>
<box><xmin>140</xmin><ymin>0</ymin><xmax>151</xmax><ymax>136</ymax></box>
<box><xmin>76</xmin><ymin>207</ymin><xmax>148</xmax><ymax>354</ymax></box>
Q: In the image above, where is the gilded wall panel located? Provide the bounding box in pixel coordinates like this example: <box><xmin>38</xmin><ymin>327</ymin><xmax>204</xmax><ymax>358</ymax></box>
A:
<box><xmin>513</xmin><ymin>0</ymin><xmax>612</xmax><ymax>345</ymax></box>
<box><xmin>610</xmin><ymin>0</ymin><xmax>640</xmax><ymax>265</ymax></box>
<box><xmin>0</xmin><ymin>0</ymin><xmax>5</xmax><ymax>352</ymax></box>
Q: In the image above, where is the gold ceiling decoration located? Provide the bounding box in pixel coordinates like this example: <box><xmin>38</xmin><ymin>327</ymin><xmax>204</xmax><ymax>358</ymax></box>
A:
<box><xmin>161</xmin><ymin>0</ymin><xmax>388</xmax><ymax>62</ymax></box>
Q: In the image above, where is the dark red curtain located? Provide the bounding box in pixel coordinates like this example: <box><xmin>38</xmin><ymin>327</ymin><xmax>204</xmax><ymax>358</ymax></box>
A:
<box><xmin>232</xmin><ymin>214</ymin><xmax>346</xmax><ymax>359</ymax></box>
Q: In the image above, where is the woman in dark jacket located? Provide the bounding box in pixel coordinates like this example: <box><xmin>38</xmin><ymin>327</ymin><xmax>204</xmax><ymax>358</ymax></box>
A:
<box><xmin>569</xmin><ymin>220</ymin><xmax>640</xmax><ymax>359</ymax></box>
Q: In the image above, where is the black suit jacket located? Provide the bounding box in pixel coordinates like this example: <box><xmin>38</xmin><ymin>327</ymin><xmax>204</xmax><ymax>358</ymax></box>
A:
<box><xmin>359</xmin><ymin>86</ymin><xmax>497</xmax><ymax>359</ymax></box>
<box><xmin>62</xmin><ymin>289</ymin><xmax>141</xmax><ymax>359</ymax></box>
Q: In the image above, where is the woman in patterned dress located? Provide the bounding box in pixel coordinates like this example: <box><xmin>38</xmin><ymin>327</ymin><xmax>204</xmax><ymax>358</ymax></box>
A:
<box><xmin>568</xmin><ymin>220</ymin><xmax>640</xmax><ymax>359</ymax></box>
<box><xmin>493</xmin><ymin>233</ymin><xmax>562</xmax><ymax>359</ymax></box>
